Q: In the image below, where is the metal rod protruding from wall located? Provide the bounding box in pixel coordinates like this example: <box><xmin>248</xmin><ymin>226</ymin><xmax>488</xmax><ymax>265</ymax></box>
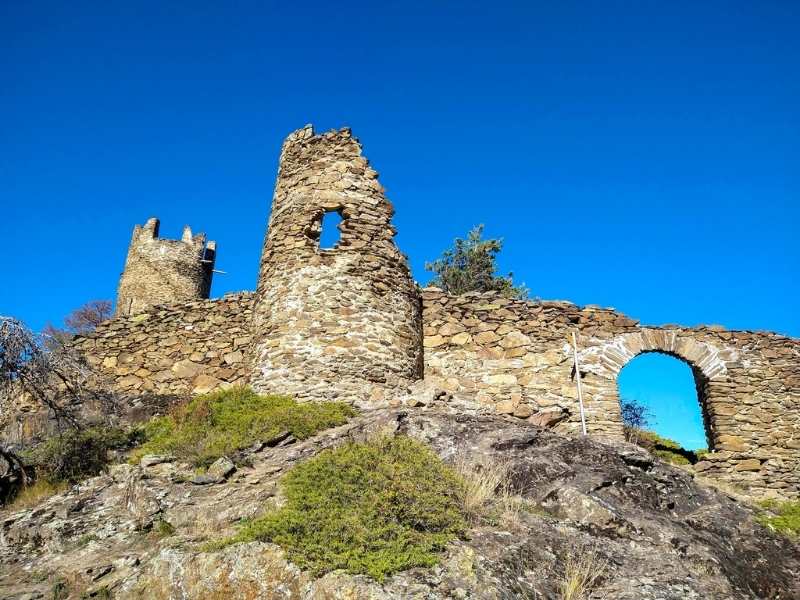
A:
<box><xmin>572</xmin><ymin>330</ymin><xmax>588</xmax><ymax>436</ymax></box>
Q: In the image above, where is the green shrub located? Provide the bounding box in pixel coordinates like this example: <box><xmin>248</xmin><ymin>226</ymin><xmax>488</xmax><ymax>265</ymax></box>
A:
<box><xmin>208</xmin><ymin>436</ymin><xmax>467</xmax><ymax>581</ymax></box>
<box><xmin>25</xmin><ymin>426</ymin><xmax>139</xmax><ymax>484</ymax></box>
<box><xmin>133</xmin><ymin>387</ymin><xmax>356</xmax><ymax>467</ymax></box>
<box><xmin>757</xmin><ymin>500</ymin><xmax>800</xmax><ymax>538</ymax></box>
<box><xmin>153</xmin><ymin>518</ymin><xmax>176</xmax><ymax>537</ymax></box>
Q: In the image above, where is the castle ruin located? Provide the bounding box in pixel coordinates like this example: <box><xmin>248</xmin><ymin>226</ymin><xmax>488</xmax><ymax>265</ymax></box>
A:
<box><xmin>64</xmin><ymin>125</ymin><xmax>799</xmax><ymax>499</ymax></box>
<box><xmin>115</xmin><ymin>217</ymin><xmax>216</xmax><ymax>317</ymax></box>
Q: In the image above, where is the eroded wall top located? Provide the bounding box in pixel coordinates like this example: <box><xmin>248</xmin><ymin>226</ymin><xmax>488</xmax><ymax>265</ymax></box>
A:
<box><xmin>249</xmin><ymin>125</ymin><xmax>423</xmax><ymax>403</ymax></box>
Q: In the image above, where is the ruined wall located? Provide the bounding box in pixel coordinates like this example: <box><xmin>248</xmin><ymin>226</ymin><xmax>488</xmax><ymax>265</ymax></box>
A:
<box><xmin>73</xmin><ymin>293</ymin><xmax>254</xmax><ymax>399</ymax></box>
<box><xmin>422</xmin><ymin>287</ymin><xmax>800</xmax><ymax>497</ymax></box>
<box><xmin>116</xmin><ymin>218</ymin><xmax>216</xmax><ymax>317</ymax></box>
<box><xmin>249</xmin><ymin>125</ymin><xmax>423</xmax><ymax>404</ymax></box>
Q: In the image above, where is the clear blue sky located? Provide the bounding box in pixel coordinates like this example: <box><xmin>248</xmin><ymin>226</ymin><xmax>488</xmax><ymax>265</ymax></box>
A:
<box><xmin>2</xmin><ymin>2</ymin><xmax>797</xmax><ymax>446</ymax></box>
<box><xmin>619</xmin><ymin>354</ymin><xmax>707</xmax><ymax>449</ymax></box>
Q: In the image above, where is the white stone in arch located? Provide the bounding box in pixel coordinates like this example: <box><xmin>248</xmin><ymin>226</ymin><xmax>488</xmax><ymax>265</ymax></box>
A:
<box><xmin>576</xmin><ymin>329</ymin><xmax>734</xmax><ymax>382</ymax></box>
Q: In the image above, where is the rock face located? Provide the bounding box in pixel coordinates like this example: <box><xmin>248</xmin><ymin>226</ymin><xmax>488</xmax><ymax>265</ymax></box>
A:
<box><xmin>1</xmin><ymin>408</ymin><xmax>798</xmax><ymax>599</ymax></box>
<box><xmin>249</xmin><ymin>125</ymin><xmax>423</xmax><ymax>404</ymax></box>
<box><xmin>115</xmin><ymin>217</ymin><xmax>216</xmax><ymax>317</ymax></box>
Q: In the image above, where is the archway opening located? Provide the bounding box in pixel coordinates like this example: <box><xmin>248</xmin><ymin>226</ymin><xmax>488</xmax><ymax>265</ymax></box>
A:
<box><xmin>319</xmin><ymin>210</ymin><xmax>343</xmax><ymax>249</ymax></box>
<box><xmin>617</xmin><ymin>352</ymin><xmax>711</xmax><ymax>459</ymax></box>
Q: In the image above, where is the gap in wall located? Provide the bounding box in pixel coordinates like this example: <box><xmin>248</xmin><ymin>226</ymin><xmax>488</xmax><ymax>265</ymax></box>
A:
<box><xmin>319</xmin><ymin>210</ymin><xmax>343</xmax><ymax>249</ymax></box>
<box><xmin>617</xmin><ymin>352</ymin><xmax>709</xmax><ymax>451</ymax></box>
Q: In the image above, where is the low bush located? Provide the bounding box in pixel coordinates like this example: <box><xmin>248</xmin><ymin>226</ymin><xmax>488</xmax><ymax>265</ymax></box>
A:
<box><xmin>207</xmin><ymin>436</ymin><xmax>467</xmax><ymax>581</ymax></box>
<box><xmin>132</xmin><ymin>387</ymin><xmax>356</xmax><ymax>467</ymax></box>
<box><xmin>2</xmin><ymin>426</ymin><xmax>138</xmax><ymax>510</ymax></box>
<box><xmin>757</xmin><ymin>500</ymin><xmax>800</xmax><ymax>538</ymax></box>
<box><xmin>25</xmin><ymin>426</ymin><xmax>141</xmax><ymax>484</ymax></box>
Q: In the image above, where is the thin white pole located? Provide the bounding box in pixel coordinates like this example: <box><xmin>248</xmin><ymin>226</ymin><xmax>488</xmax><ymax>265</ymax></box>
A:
<box><xmin>572</xmin><ymin>330</ymin><xmax>588</xmax><ymax>436</ymax></box>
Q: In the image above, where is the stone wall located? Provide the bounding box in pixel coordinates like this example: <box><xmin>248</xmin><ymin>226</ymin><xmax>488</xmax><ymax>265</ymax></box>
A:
<box><xmin>421</xmin><ymin>287</ymin><xmax>800</xmax><ymax>497</ymax></box>
<box><xmin>249</xmin><ymin>125</ymin><xmax>423</xmax><ymax>404</ymax></box>
<box><xmin>73</xmin><ymin>293</ymin><xmax>253</xmax><ymax>398</ymax></box>
<box><xmin>116</xmin><ymin>218</ymin><xmax>216</xmax><ymax>317</ymax></box>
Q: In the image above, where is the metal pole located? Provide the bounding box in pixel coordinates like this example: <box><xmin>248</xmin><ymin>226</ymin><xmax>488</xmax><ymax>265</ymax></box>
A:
<box><xmin>572</xmin><ymin>330</ymin><xmax>588</xmax><ymax>436</ymax></box>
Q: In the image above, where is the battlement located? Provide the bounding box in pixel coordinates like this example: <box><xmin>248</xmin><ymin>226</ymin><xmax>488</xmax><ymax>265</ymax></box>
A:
<box><xmin>115</xmin><ymin>217</ymin><xmax>216</xmax><ymax>317</ymax></box>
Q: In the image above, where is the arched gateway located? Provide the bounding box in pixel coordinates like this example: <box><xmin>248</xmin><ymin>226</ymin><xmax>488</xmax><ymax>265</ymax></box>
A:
<box><xmin>577</xmin><ymin>328</ymin><xmax>734</xmax><ymax>450</ymax></box>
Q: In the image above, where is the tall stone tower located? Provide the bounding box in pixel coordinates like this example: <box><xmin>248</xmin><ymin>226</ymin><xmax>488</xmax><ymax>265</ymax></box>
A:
<box><xmin>250</xmin><ymin>125</ymin><xmax>423</xmax><ymax>403</ymax></box>
<box><xmin>115</xmin><ymin>217</ymin><xmax>216</xmax><ymax>317</ymax></box>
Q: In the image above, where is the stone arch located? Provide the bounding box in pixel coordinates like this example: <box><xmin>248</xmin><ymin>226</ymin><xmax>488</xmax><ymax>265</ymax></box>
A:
<box><xmin>577</xmin><ymin>328</ymin><xmax>737</xmax><ymax>451</ymax></box>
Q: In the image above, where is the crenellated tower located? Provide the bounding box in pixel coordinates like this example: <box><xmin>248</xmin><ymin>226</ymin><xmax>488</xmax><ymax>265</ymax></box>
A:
<box><xmin>250</xmin><ymin>125</ymin><xmax>423</xmax><ymax>403</ymax></box>
<box><xmin>115</xmin><ymin>217</ymin><xmax>216</xmax><ymax>316</ymax></box>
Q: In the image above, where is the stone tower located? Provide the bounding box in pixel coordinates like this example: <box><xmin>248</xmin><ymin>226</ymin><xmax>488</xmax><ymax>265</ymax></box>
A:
<box><xmin>250</xmin><ymin>125</ymin><xmax>423</xmax><ymax>403</ymax></box>
<box><xmin>115</xmin><ymin>217</ymin><xmax>216</xmax><ymax>317</ymax></box>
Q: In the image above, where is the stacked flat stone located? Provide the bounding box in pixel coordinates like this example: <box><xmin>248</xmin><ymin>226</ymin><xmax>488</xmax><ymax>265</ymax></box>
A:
<box><xmin>116</xmin><ymin>218</ymin><xmax>216</xmax><ymax>317</ymax></box>
<box><xmin>73</xmin><ymin>293</ymin><xmax>253</xmax><ymax>397</ymax></box>
<box><xmin>249</xmin><ymin>125</ymin><xmax>423</xmax><ymax>404</ymax></box>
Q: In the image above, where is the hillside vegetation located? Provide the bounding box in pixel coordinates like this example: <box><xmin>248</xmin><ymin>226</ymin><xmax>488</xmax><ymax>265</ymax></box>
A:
<box><xmin>132</xmin><ymin>387</ymin><xmax>356</xmax><ymax>467</ymax></box>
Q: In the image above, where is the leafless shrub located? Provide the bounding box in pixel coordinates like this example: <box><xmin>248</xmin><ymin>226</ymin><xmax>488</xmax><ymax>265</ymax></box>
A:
<box><xmin>620</xmin><ymin>397</ymin><xmax>653</xmax><ymax>444</ymax></box>
<box><xmin>42</xmin><ymin>300</ymin><xmax>112</xmax><ymax>350</ymax></box>
<box><xmin>0</xmin><ymin>316</ymin><xmax>112</xmax><ymax>430</ymax></box>
<box><xmin>559</xmin><ymin>546</ymin><xmax>608</xmax><ymax>600</ymax></box>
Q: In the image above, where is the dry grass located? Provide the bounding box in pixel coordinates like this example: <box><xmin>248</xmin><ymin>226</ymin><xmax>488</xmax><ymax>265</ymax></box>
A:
<box><xmin>559</xmin><ymin>547</ymin><xmax>608</xmax><ymax>600</ymax></box>
<box><xmin>5</xmin><ymin>479</ymin><xmax>68</xmax><ymax>511</ymax></box>
<box><xmin>452</xmin><ymin>452</ymin><xmax>524</xmax><ymax>527</ymax></box>
<box><xmin>692</xmin><ymin>473</ymin><xmax>753</xmax><ymax>504</ymax></box>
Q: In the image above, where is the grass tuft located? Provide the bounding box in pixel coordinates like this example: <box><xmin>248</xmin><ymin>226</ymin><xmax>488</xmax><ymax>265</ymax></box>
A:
<box><xmin>132</xmin><ymin>386</ymin><xmax>356</xmax><ymax>467</ymax></box>
<box><xmin>205</xmin><ymin>435</ymin><xmax>467</xmax><ymax>581</ymax></box>
<box><xmin>560</xmin><ymin>547</ymin><xmax>608</xmax><ymax>600</ymax></box>
<box><xmin>153</xmin><ymin>518</ymin><xmax>176</xmax><ymax>538</ymax></box>
<box><xmin>452</xmin><ymin>453</ymin><xmax>524</xmax><ymax>527</ymax></box>
<box><xmin>4</xmin><ymin>479</ymin><xmax>68</xmax><ymax>511</ymax></box>
<box><xmin>757</xmin><ymin>500</ymin><xmax>800</xmax><ymax>538</ymax></box>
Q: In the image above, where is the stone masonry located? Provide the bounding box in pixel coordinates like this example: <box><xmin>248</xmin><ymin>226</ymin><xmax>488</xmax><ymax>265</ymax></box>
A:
<box><xmin>74</xmin><ymin>293</ymin><xmax>253</xmax><ymax>397</ymax></box>
<box><xmin>115</xmin><ymin>217</ymin><xmax>216</xmax><ymax>317</ymax></box>
<box><xmin>48</xmin><ymin>125</ymin><xmax>800</xmax><ymax>498</ymax></box>
<box><xmin>248</xmin><ymin>125</ymin><xmax>423</xmax><ymax>404</ymax></box>
<box><xmin>421</xmin><ymin>288</ymin><xmax>800</xmax><ymax>497</ymax></box>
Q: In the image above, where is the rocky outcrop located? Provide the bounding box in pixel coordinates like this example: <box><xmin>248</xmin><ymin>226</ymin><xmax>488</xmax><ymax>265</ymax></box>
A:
<box><xmin>1</xmin><ymin>407</ymin><xmax>797</xmax><ymax>599</ymax></box>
